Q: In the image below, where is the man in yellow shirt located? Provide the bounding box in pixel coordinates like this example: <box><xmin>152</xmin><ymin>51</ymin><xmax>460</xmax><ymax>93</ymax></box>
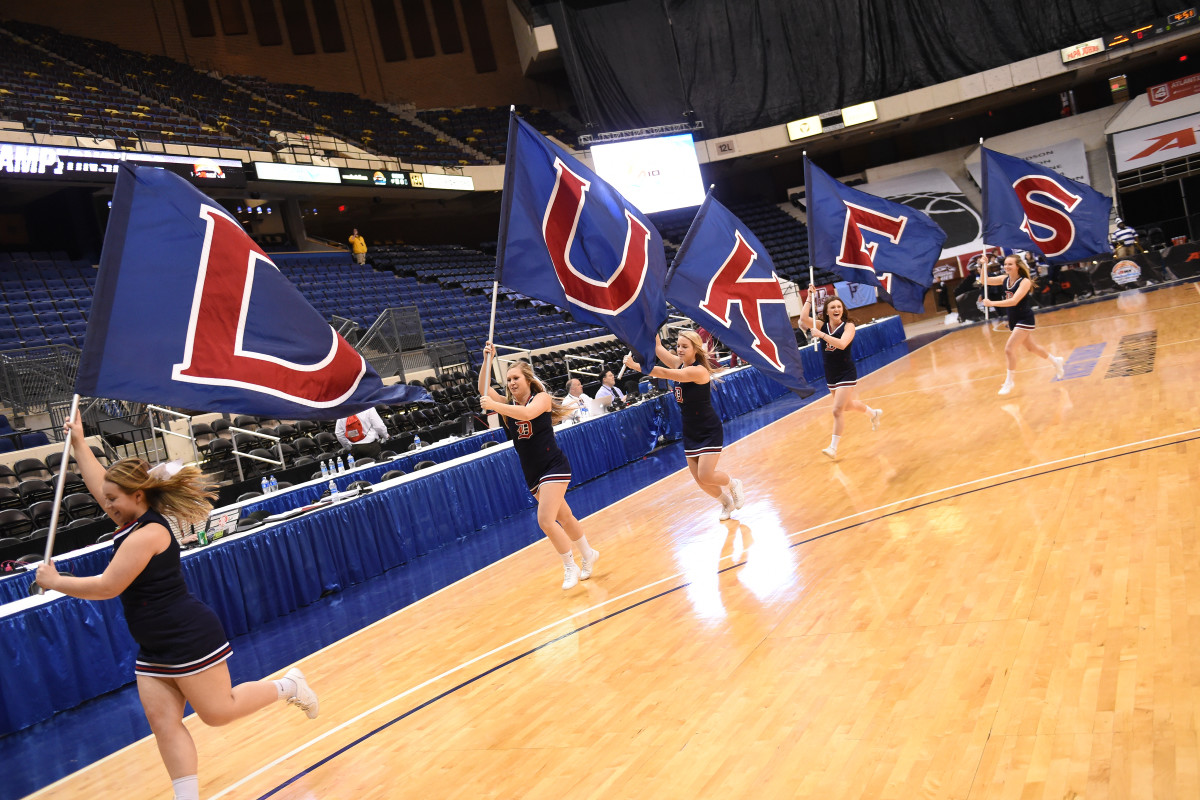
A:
<box><xmin>349</xmin><ymin>228</ymin><xmax>367</xmax><ymax>265</ymax></box>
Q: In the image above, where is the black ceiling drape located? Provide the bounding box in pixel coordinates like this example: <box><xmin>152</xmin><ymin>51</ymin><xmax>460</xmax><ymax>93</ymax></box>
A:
<box><xmin>546</xmin><ymin>0</ymin><xmax>1175</xmax><ymax>137</ymax></box>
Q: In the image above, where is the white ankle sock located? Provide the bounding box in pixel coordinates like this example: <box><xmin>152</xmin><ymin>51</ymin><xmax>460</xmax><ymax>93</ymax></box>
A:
<box><xmin>1005</xmin><ymin>370</ymin><xmax>1015</xmax><ymax>383</ymax></box>
<box><xmin>719</xmin><ymin>491</ymin><xmax>732</xmax><ymax>506</ymax></box>
<box><xmin>863</xmin><ymin>405</ymin><xmax>875</xmax><ymax>415</ymax></box>
<box><xmin>829</xmin><ymin>434</ymin><xmax>841</xmax><ymax>451</ymax></box>
<box><xmin>172</xmin><ymin>775</ymin><xmax>200</xmax><ymax>800</ymax></box>
<box><xmin>560</xmin><ymin>551</ymin><xmax>575</xmax><ymax>567</ymax></box>
<box><xmin>574</xmin><ymin>535</ymin><xmax>592</xmax><ymax>555</ymax></box>
<box><xmin>273</xmin><ymin>677</ymin><xmax>296</xmax><ymax>700</ymax></box>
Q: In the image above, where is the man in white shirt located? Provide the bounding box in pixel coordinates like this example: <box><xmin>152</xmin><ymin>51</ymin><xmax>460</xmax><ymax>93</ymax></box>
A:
<box><xmin>335</xmin><ymin>406</ymin><xmax>390</xmax><ymax>461</ymax></box>
<box><xmin>596</xmin><ymin>370</ymin><xmax>627</xmax><ymax>408</ymax></box>
<box><xmin>560</xmin><ymin>378</ymin><xmax>592</xmax><ymax>414</ymax></box>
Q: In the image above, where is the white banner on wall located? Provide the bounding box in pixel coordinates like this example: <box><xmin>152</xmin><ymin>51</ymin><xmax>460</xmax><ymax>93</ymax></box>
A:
<box><xmin>1112</xmin><ymin>112</ymin><xmax>1200</xmax><ymax>173</ymax></box>
<box><xmin>965</xmin><ymin>139</ymin><xmax>1090</xmax><ymax>186</ymax></box>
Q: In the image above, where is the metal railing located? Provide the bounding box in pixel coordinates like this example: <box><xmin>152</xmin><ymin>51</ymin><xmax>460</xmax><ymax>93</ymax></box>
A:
<box><xmin>226</xmin><ymin>426</ymin><xmax>284</xmax><ymax>483</ymax></box>
<box><xmin>147</xmin><ymin>404</ymin><xmax>200</xmax><ymax>466</ymax></box>
<box><xmin>356</xmin><ymin>306</ymin><xmax>426</xmax><ymax>381</ymax></box>
<box><xmin>0</xmin><ymin>345</ymin><xmax>80</xmax><ymax>414</ymax></box>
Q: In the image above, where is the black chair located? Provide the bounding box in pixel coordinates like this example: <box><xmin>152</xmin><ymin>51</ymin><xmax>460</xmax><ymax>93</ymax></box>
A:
<box><xmin>246</xmin><ymin>449</ymin><xmax>278</xmax><ymax>476</ymax></box>
<box><xmin>0</xmin><ymin>486</ymin><xmax>23</xmax><ymax>510</ymax></box>
<box><xmin>233</xmin><ymin>433</ymin><xmax>259</xmax><ymax>453</ymax></box>
<box><xmin>233</xmin><ymin>415</ymin><xmax>259</xmax><ymax>431</ymax></box>
<box><xmin>257</xmin><ymin>416</ymin><xmax>281</xmax><ymax>429</ymax></box>
<box><xmin>205</xmin><ymin>438</ymin><xmax>235</xmax><ymax>469</ymax></box>
<box><xmin>310</xmin><ymin>470</ymin><xmax>326</xmax><ymax>481</ymax></box>
<box><xmin>295</xmin><ymin>419</ymin><xmax>319</xmax><ymax>436</ymax></box>
<box><xmin>27</xmin><ymin>501</ymin><xmax>56</xmax><ymax>529</ymax></box>
<box><xmin>352</xmin><ymin>458</ymin><xmax>375</xmax><ymax>467</ymax></box>
<box><xmin>275</xmin><ymin>481</ymin><xmax>293</xmax><ymax>490</ymax></box>
<box><xmin>293</xmin><ymin>437</ymin><xmax>320</xmax><ymax>458</ymax></box>
<box><xmin>277</xmin><ymin>443</ymin><xmax>297</xmax><ymax>463</ymax></box>
<box><xmin>480</xmin><ymin>440</ymin><xmax>500</xmax><ymax>450</ymax></box>
<box><xmin>63</xmin><ymin>492</ymin><xmax>102</xmax><ymax>521</ymax></box>
<box><xmin>378</xmin><ymin>450</ymin><xmax>397</xmax><ymax>460</ymax></box>
<box><xmin>257</xmin><ymin>426</ymin><xmax>278</xmax><ymax>440</ymax></box>
<box><xmin>292</xmin><ymin>455</ymin><xmax>316</xmax><ymax>467</ymax></box>
<box><xmin>28</xmin><ymin>526</ymin><xmax>49</xmax><ymax>542</ymax></box>
<box><xmin>275</xmin><ymin>423</ymin><xmax>297</xmax><ymax>442</ymax></box>
<box><xmin>210</xmin><ymin>418</ymin><xmax>232</xmax><ymax>439</ymax></box>
<box><xmin>314</xmin><ymin>432</ymin><xmax>341</xmax><ymax>454</ymax></box>
<box><xmin>60</xmin><ymin>472</ymin><xmax>86</xmax><ymax>493</ymax></box>
<box><xmin>0</xmin><ymin>465</ymin><xmax>17</xmax><ymax>488</ymax></box>
<box><xmin>191</xmin><ymin>422</ymin><xmax>215</xmax><ymax>451</ymax></box>
<box><xmin>414</xmin><ymin>460</ymin><xmax>436</xmax><ymax>470</ymax></box>
<box><xmin>13</xmin><ymin>458</ymin><xmax>51</xmax><ymax>482</ymax></box>
<box><xmin>236</xmin><ymin>492</ymin><xmax>261</xmax><ymax>503</ymax></box>
<box><xmin>44</xmin><ymin>452</ymin><xmax>78</xmax><ymax>474</ymax></box>
<box><xmin>66</xmin><ymin>517</ymin><xmax>97</xmax><ymax>530</ymax></box>
<box><xmin>380</xmin><ymin>469</ymin><xmax>405</xmax><ymax>481</ymax></box>
<box><xmin>96</xmin><ymin>531</ymin><xmax>116</xmax><ymax>543</ymax></box>
<box><xmin>0</xmin><ymin>536</ymin><xmax>21</xmax><ymax>547</ymax></box>
<box><xmin>347</xmin><ymin>480</ymin><xmax>372</xmax><ymax>492</ymax></box>
<box><xmin>89</xmin><ymin>445</ymin><xmax>111</xmax><ymax>467</ymax></box>
<box><xmin>17</xmin><ymin>479</ymin><xmax>55</xmax><ymax>506</ymax></box>
<box><xmin>0</xmin><ymin>508</ymin><xmax>34</xmax><ymax>540</ymax></box>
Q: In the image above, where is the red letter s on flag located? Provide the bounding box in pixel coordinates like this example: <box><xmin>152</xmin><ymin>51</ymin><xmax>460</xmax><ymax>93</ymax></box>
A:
<box><xmin>172</xmin><ymin>206</ymin><xmax>366</xmax><ymax>406</ymax></box>
<box><xmin>1012</xmin><ymin>176</ymin><xmax>1080</xmax><ymax>258</ymax></box>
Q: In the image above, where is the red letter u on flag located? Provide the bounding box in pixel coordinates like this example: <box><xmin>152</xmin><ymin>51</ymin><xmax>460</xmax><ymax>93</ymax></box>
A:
<box><xmin>171</xmin><ymin>206</ymin><xmax>366</xmax><ymax>406</ymax></box>
<box><xmin>541</xmin><ymin>157</ymin><xmax>651</xmax><ymax>315</ymax></box>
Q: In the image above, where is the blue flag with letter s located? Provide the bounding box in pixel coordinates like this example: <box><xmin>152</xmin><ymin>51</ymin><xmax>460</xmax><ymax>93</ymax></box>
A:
<box><xmin>76</xmin><ymin>164</ymin><xmax>429</xmax><ymax>419</ymax></box>
<box><xmin>805</xmin><ymin>157</ymin><xmax>946</xmax><ymax>313</ymax></box>
<box><xmin>666</xmin><ymin>193</ymin><xmax>812</xmax><ymax>396</ymax></box>
<box><xmin>496</xmin><ymin>113</ymin><xmax>668</xmax><ymax>368</ymax></box>
<box><xmin>981</xmin><ymin>147</ymin><xmax>1112</xmax><ymax>264</ymax></box>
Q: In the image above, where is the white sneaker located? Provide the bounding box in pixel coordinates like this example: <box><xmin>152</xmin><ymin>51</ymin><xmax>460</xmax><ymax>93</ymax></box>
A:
<box><xmin>718</xmin><ymin>496</ymin><xmax>733</xmax><ymax>521</ymax></box>
<box><xmin>821</xmin><ymin>447</ymin><xmax>837</xmax><ymax>460</ymax></box>
<box><xmin>998</xmin><ymin>381</ymin><xmax>1014</xmax><ymax>396</ymax></box>
<box><xmin>870</xmin><ymin>409</ymin><xmax>883</xmax><ymax>431</ymax></box>
<box><xmin>580</xmin><ymin>549</ymin><xmax>600</xmax><ymax>580</ymax></box>
<box><xmin>562</xmin><ymin>560</ymin><xmax>580</xmax><ymax>590</ymax></box>
<box><xmin>729</xmin><ymin>479</ymin><xmax>745</xmax><ymax>509</ymax></box>
<box><xmin>1051</xmin><ymin>356</ymin><xmax>1065</xmax><ymax>380</ymax></box>
<box><xmin>284</xmin><ymin>668</ymin><xmax>319</xmax><ymax>719</ymax></box>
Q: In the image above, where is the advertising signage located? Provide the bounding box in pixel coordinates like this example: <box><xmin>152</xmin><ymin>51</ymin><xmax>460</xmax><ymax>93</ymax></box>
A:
<box><xmin>0</xmin><ymin>143</ymin><xmax>245</xmax><ymax>187</ymax></box>
<box><xmin>339</xmin><ymin>168</ymin><xmax>410</xmax><ymax>187</ymax></box>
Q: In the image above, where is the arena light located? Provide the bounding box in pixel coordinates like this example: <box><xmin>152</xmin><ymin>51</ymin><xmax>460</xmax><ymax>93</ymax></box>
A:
<box><xmin>786</xmin><ymin>116</ymin><xmax>823</xmax><ymax>141</ymax></box>
<box><xmin>841</xmin><ymin>101</ymin><xmax>878</xmax><ymax>127</ymax></box>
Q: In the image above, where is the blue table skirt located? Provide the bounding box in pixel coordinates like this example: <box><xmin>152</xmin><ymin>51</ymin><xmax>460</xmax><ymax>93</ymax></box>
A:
<box><xmin>0</xmin><ymin>317</ymin><xmax>902</xmax><ymax>734</ymax></box>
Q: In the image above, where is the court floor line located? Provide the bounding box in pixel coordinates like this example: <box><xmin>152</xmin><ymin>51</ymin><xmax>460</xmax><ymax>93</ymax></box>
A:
<box><xmin>210</xmin><ymin>425</ymin><xmax>1200</xmax><ymax>800</ymax></box>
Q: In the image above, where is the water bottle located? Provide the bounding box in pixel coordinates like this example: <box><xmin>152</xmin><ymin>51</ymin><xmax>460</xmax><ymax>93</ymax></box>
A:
<box><xmin>320</xmin><ymin>460</ymin><xmax>329</xmax><ymax>479</ymax></box>
<box><xmin>336</xmin><ymin>456</ymin><xmax>345</xmax><ymax>473</ymax></box>
<box><xmin>260</xmin><ymin>476</ymin><xmax>269</xmax><ymax>494</ymax></box>
<box><xmin>197</xmin><ymin>525</ymin><xmax>209</xmax><ymax>547</ymax></box>
<box><xmin>328</xmin><ymin>478</ymin><xmax>337</xmax><ymax>496</ymax></box>
<box><xmin>347</xmin><ymin>453</ymin><xmax>356</xmax><ymax>470</ymax></box>
<box><xmin>269</xmin><ymin>475</ymin><xmax>278</xmax><ymax>493</ymax></box>
<box><xmin>413</xmin><ymin>434</ymin><xmax>422</xmax><ymax>449</ymax></box>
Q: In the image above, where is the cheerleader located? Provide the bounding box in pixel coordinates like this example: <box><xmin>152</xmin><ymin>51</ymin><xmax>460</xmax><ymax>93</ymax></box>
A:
<box><xmin>799</xmin><ymin>291</ymin><xmax>882</xmax><ymax>459</ymax></box>
<box><xmin>623</xmin><ymin>331</ymin><xmax>745</xmax><ymax>520</ymax></box>
<box><xmin>36</xmin><ymin>414</ymin><xmax>318</xmax><ymax>800</ymax></box>
<box><xmin>478</xmin><ymin>343</ymin><xmax>598</xmax><ymax>589</ymax></box>
<box><xmin>981</xmin><ymin>254</ymin><xmax>1065</xmax><ymax>395</ymax></box>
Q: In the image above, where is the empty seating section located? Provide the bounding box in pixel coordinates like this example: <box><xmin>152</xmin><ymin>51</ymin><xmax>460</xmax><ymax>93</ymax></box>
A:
<box><xmin>272</xmin><ymin>248</ymin><xmax>606</xmax><ymax>360</ymax></box>
<box><xmin>649</xmin><ymin>201</ymin><xmax>840</xmax><ymax>286</ymax></box>
<box><xmin>0</xmin><ymin>252</ymin><xmax>95</xmax><ymax>352</ymax></box>
<box><xmin>415</xmin><ymin>106</ymin><xmax>580</xmax><ymax>162</ymax></box>
<box><xmin>0</xmin><ymin>28</ymin><xmax>236</xmax><ymax>148</ymax></box>
<box><xmin>229</xmin><ymin>76</ymin><xmax>478</xmax><ymax>166</ymax></box>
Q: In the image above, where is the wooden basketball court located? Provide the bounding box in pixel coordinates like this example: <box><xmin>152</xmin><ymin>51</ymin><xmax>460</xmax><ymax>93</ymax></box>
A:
<box><xmin>33</xmin><ymin>284</ymin><xmax>1200</xmax><ymax>799</ymax></box>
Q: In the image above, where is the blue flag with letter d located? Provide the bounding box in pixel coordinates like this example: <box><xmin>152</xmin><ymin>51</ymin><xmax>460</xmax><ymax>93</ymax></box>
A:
<box><xmin>76</xmin><ymin>164</ymin><xmax>429</xmax><ymax>419</ymax></box>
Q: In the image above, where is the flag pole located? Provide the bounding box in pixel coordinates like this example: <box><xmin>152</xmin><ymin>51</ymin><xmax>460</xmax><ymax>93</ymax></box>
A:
<box><xmin>31</xmin><ymin>393</ymin><xmax>81</xmax><ymax>594</ymax></box>
<box><xmin>979</xmin><ymin>138</ymin><xmax>990</xmax><ymax>327</ymax></box>
<box><xmin>803</xmin><ymin>151</ymin><xmax>819</xmax><ymax>338</ymax></box>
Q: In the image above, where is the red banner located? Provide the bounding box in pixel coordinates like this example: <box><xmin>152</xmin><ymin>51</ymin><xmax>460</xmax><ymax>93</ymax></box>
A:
<box><xmin>1148</xmin><ymin>74</ymin><xmax>1200</xmax><ymax>106</ymax></box>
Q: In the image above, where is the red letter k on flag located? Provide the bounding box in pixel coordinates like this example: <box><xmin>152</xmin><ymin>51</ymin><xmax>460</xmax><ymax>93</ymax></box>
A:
<box><xmin>699</xmin><ymin>230</ymin><xmax>787</xmax><ymax>370</ymax></box>
<box><xmin>172</xmin><ymin>206</ymin><xmax>365</xmax><ymax>406</ymax></box>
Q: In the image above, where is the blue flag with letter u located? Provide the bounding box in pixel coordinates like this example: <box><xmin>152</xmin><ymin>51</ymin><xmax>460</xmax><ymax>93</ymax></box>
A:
<box><xmin>496</xmin><ymin>113</ymin><xmax>668</xmax><ymax>368</ymax></box>
<box><xmin>981</xmin><ymin>147</ymin><xmax>1112</xmax><ymax>264</ymax></box>
<box><xmin>667</xmin><ymin>193</ymin><xmax>813</xmax><ymax>397</ymax></box>
<box><xmin>805</xmin><ymin>157</ymin><xmax>946</xmax><ymax>313</ymax></box>
<box><xmin>76</xmin><ymin>164</ymin><xmax>429</xmax><ymax>419</ymax></box>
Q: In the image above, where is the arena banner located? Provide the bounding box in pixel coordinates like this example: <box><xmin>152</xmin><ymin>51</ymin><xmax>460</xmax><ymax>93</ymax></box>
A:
<box><xmin>804</xmin><ymin>157</ymin><xmax>946</xmax><ymax>313</ymax></box>
<box><xmin>854</xmin><ymin>168</ymin><xmax>980</xmax><ymax>256</ymax></box>
<box><xmin>666</xmin><ymin>192</ymin><xmax>813</xmax><ymax>396</ymax></box>
<box><xmin>965</xmin><ymin>138</ymin><xmax>1090</xmax><ymax>186</ymax></box>
<box><xmin>77</xmin><ymin>164</ymin><xmax>429</xmax><ymax>418</ymax></box>
<box><xmin>1113</xmin><ymin>112</ymin><xmax>1200</xmax><ymax>173</ymax></box>
<box><xmin>1162</xmin><ymin>241</ymin><xmax>1200</xmax><ymax>278</ymax></box>
<box><xmin>496</xmin><ymin>112</ymin><xmax>667</xmax><ymax>369</ymax></box>
<box><xmin>0</xmin><ymin>143</ymin><xmax>245</xmax><ymax>188</ymax></box>
<box><xmin>981</xmin><ymin>147</ymin><xmax>1112</xmax><ymax>264</ymax></box>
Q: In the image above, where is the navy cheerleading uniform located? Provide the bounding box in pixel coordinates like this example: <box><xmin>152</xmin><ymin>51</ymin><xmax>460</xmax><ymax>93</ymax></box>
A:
<box><xmin>676</xmin><ymin>378</ymin><xmax>724</xmax><ymax>458</ymax></box>
<box><xmin>1004</xmin><ymin>276</ymin><xmax>1036</xmax><ymax>330</ymax></box>
<box><xmin>503</xmin><ymin>390</ymin><xmax>572</xmax><ymax>494</ymax></box>
<box><xmin>114</xmin><ymin>509</ymin><xmax>231</xmax><ymax>678</ymax></box>
<box><xmin>819</xmin><ymin>322</ymin><xmax>857</xmax><ymax>389</ymax></box>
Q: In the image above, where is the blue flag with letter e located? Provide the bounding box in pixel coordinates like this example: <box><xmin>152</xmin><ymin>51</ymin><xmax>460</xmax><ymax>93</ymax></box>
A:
<box><xmin>75</xmin><ymin>164</ymin><xmax>429</xmax><ymax>419</ymax></box>
<box><xmin>666</xmin><ymin>193</ymin><xmax>813</xmax><ymax>397</ymax></box>
<box><xmin>495</xmin><ymin>112</ymin><xmax>668</xmax><ymax>368</ymax></box>
<box><xmin>805</xmin><ymin>157</ymin><xmax>945</xmax><ymax>313</ymax></box>
<box><xmin>981</xmin><ymin>146</ymin><xmax>1112</xmax><ymax>264</ymax></box>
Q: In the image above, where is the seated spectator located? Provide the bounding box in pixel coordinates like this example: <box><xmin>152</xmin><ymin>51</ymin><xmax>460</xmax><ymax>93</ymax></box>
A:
<box><xmin>595</xmin><ymin>370</ymin><xmax>627</xmax><ymax>408</ymax></box>
<box><xmin>560</xmin><ymin>379</ymin><xmax>592</xmax><ymax>413</ymax></box>
<box><xmin>335</xmin><ymin>407</ymin><xmax>389</xmax><ymax>461</ymax></box>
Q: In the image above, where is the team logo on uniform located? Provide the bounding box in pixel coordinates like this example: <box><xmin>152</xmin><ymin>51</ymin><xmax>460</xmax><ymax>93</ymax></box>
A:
<box><xmin>674</xmin><ymin>385</ymin><xmax>684</xmax><ymax>404</ymax></box>
<box><xmin>542</xmin><ymin>157</ymin><xmax>652</xmax><ymax>315</ymax></box>
<box><xmin>516</xmin><ymin>420</ymin><xmax>533</xmax><ymax>439</ymax></box>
